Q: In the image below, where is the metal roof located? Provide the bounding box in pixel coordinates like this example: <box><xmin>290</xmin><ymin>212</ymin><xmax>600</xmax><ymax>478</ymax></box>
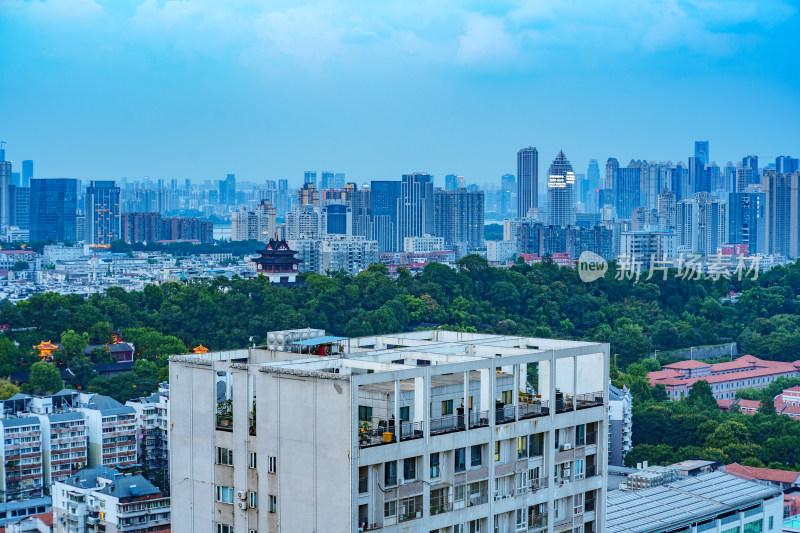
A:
<box><xmin>2</xmin><ymin>416</ymin><xmax>41</xmax><ymax>428</ymax></box>
<box><xmin>48</xmin><ymin>411</ymin><xmax>84</xmax><ymax>422</ymax></box>
<box><xmin>291</xmin><ymin>336</ymin><xmax>348</xmax><ymax>346</ymax></box>
<box><xmin>607</xmin><ymin>472</ymin><xmax>781</xmax><ymax>533</ymax></box>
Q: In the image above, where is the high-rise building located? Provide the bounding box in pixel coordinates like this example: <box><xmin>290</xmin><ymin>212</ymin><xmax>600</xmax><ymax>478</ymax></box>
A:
<box><xmin>29</xmin><ymin>178</ymin><xmax>78</xmax><ymax>242</ymax></box>
<box><xmin>170</xmin><ymin>331</ymin><xmax>609</xmax><ymax>533</ymax></box>
<box><xmin>320</xmin><ymin>170</ymin><xmax>335</xmax><ymax>190</ymax></box>
<box><xmin>607</xmin><ymin>384</ymin><xmax>632</xmax><ymax>467</ymax></box>
<box><xmin>333</xmin><ymin>172</ymin><xmax>346</xmax><ymax>189</ymax></box>
<box><xmin>764</xmin><ymin>172</ymin><xmax>800</xmax><ymax>259</ymax></box>
<box><xmin>434</xmin><ymin>188</ymin><xmax>485</xmax><ymax>253</ymax></box>
<box><xmin>122</xmin><ymin>212</ymin><xmax>161</xmax><ymax>243</ymax></box>
<box><xmin>85</xmin><ymin>180</ymin><xmax>121</xmax><ymax>246</ymax></box>
<box><xmin>0</xmin><ymin>159</ymin><xmax>10</xmax><ymax>227</ymax></box>
<box><xmin>22</xmin><ymin>160</ymin><xmax>33</xmax><ymax>187</ymax></box>
<box><xmin>517</xmin><ymin>147</ymin><xmax>538</xmax><ymax>217</ymax></box>
<box><xmin>445</xmin><ymin>174</ymin><xmax>458</xmax><ymax>191</ymax></box>
<box><xmin>369</xmin><ymin>180</ymin><xmax>401</xmax><ymax>252</ymax></box>
<box><xmin>10</xmin><ymin>185</ymin><xmax>30</xmax><ymax>230</ymax></box>
<box><xmin>231</xmin><ymin>201</ymin><xmax>277</xmax><ymax>242</ymax></box>
<box><xmin>776</xmin><ymin>155</ymin><xmax>799</xmax><ymax>174</ymax></box>
<box><xmin>615</xmin><ymin>164</ymin><xmax>641</xmax><ymax>220</ymax></box>
<box><xmin>676</xmin><ymin>197</ymin><xmax>701</xmax><ymax>254</ymax></box>
<box><xmin>694</xmin><ymin>141</ymin><xmax>709</xmax><ymax>167</ymax></box>
<box><xmin>321</xmin><ymin>202</ymin><xmax>352</xmax><ymax>236</ymax></box>
<box><xmin>546</xmin><ymin>151</ymin><xmax>575</xmax><ymax>227</ymax></box>
<box><xmin>397</xmin><ymin>173</ymin><xmax>434</xmax><ymax>246</ymax></box>
<box><xmin>225</xmin><ymin>174</ymin><xmax>236</xmax><ymax>205</ymax></box>
<box><xmin>743</xmin><ymin>155</ymin><xmax>759</xmax><ymax>184</ymax></box>
<box><xmin>689</xmin><ymin>156</ymin><xmax>709</xmax><ymax>194</ymax></box>
<box><xmin>304</xmin><ymin>171</ymin><xmax>317</xmax><ymax>188</ymax></box>
<box><xmin>702</xmin><ymin>197</ymin><xmax>727</xmax><ymax>256</ymax></box>
<box><xmin>500</xmin><ymin>174</ymin><xmax>516</xmax><ymax>217</ymax></box>
<box><xmin>605</xmin><ymin>158</ymin><xmax>618</xmax><ymax>190</ymax></box>
<box><xmin>728</xmin><ymin>192</ymin><xmax>765</xmax><ymax>255</ymax></box>
<box><xmin>298</xmin><ymin>183</ymin><xmax>320</xmax><ymax>207</ymax></box>
<box><xmin>657</xmin><ymin>189</ymin><xmax>676</xmax><ymax>231</ymax></box>
<box><xmin>736</xmin><ymin>164</ymin><xmax>754</xmax><ymax>192</ymax></box>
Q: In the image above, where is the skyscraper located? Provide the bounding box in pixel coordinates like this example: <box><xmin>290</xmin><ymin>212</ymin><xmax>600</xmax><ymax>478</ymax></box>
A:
<box><xmin>586</xmin><ymin>159</ymin><xmax>600</xmax><ymax>212</ymax></box>
<box><xmin>85</xmin><ymin>180</ymin><xmax>121</xmax><ymax>246</ymax></box>
<box><xmin>694</xmin><ymin>141</ymin><xmax>709</xmax><ymax>167</ymax></box>
<box><xmin>225</xmin><ymin>174</ymin><xmax>236</xmax><ymax>205</ymax></box>
<box><xmin>304</xmin><ymin>171</ymin><xmax>317</xmax><ymax>188</ymax></box>
<box><xmin>776</xmin><ymin>156</ymin><xmax>799</xmax><ymax>174</ymax></box>
<box><xmin>333</xmin><ymin>172</ymin><xmax>346</xmax><ymax>189</ymax></box>
<box><xmin>320</xmin><ymin>171</ymin><xmax>334</xmax><ymax>190</ymax></box>
<box><xmin>0</xmin><ymin>158</ymin><xmax>10</xmax><ymax>226</ymax></box>
<box><xmin>743</xmin><ymin>155</ymin><xmax>759</xmax><ymax>184</ymax></box>
<box><xmin>516</xmin><ymin>147</ymin><xmax>538</xmax><ymax>217</ymax></box>
<box><xmin>729</xmin><ymin>192</ymin><xmax>765</xmax><ymax>255</ymax></box>
<box><xmin>615</xmin><ymin>164</ymin><xmax>641</xmax><ymax>220</ymax></box>
<box><xmin>30</xmin><ymin>179</ymin><xmax>78</xmax><ymax>242</ymax></box>
<box><xmin>764</xmin><ymin>172</ymin><xmax>800</xmax><ymax>259</ymax></box>
<box><xmin>397</xmin><ymin>173</ymin><xmax>434</xmax><ymax>245</ymax></box>
<box><xmin>369</xmin><ymin>180</ymin><xmax>401</xmax><ymax>252</ymax></box>
<box><xmin>499</xmin><ymin>174</ymin><xmax>515</xmax><ymax>217</ymax></box>
<box><xmin>434</xmin><ymin>188</ymin><xmax>485</xmax><ymax>253</ymax></box>
<box><xmin>10</xmin><ymin>185</ymin><xmax>30</xmax><ymax>229</ymax></box>
<box><xmin>605</xmin><ymin>158</ymin><xmax>618</xmax><ymax>190</ymax></box>
<box><xmin>546</xmin><ymin>151</ymin><xmax>575</xmax><ymax>227</ymax></box>
<box><xmin>445</xmin><ymin>174</ymin><xmax>458</xmax><ymax>191</ymax></box>
<box><xmin>22</xmin><ymin>160</ymin><xmax>33</xmax><ymax>187</ymax></box>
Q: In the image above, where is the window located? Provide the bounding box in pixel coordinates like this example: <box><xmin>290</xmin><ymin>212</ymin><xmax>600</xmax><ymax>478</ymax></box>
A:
<box><xmin>469</xmin><ymin>519</ymin><xmax>482</xmax><ymax>533</ymax></box>
<box><xmin>455</xmin><ymin>448</ymin><xmax>466</xmax><ymax>472</ymax></box>
<box><xmin>721</xmin><ymin>528</ymin><xmax>740</xmax><ymax>533</ymax></box>
<box><xmin>518</xmin><ymin>436</ymin><xmax>528</xmax><ymax>459</ymax></box>
<box><xmin>430</xmin><ymin>453</ymin><xmax>440</xmax><ymax>479</ymax></box>
<box><xmin>494</xmin><ymin>441</ymin><xmax>501</xmax><ymax>462</ymax></box>
<box><xmin>249</xmin><ymin>492</ymin><xmax>258</xmax><ymax>508</ymax></box>
<box><xmin>215</xmin><ymin>486</ymin><xmax>234</xmax><ymax>504</ymax></box>
<box><xmin>574</xmin><ymin>493</ymin><xmax>583</xmax><ymax>514</ymax></box>
<box><xmin>515</xmin><ymin>471</ymin><xmax>528</xmax><ymax>495</ymax></box>
<box><xmin>268</xmin><ymin>495</ymin><xmax>277</xmax><ymax>513</ymax></box>
<box><xmin>471</xmin><ymin>445</ymin><xmax>482</xmax><ymax>467</ymax></box>
<box><xmin>576</xmin><ymin>424</ymin><xmax>585</xmax><ymax>446</ymax></box>
<box><xmin>384</xmin><ymin>500</ymin><xmax>397</xmax><ymax>518</ymax></box>
<box><xmin>385</xmin><ymin>461</ymin><xmax>397</xmax><ymax>486</ymax></box>
<box><xmin>530</xmin><ymin>433</ymin><xmax>544</xmax><ymax>456</ymax></box>
<box><xmin>442</xmin><ymin>400</ymin><xmax>453</xmax><ymax>416</ymax></box>
<box><xmin>248</xmin><ymin>452</ymin><xmax>257</xmax><ymax>469</ymax></box>
<box><xmin>554</xmin><ymin>429</ymin><xmax>560</xmax><ymax>450</ymax></box>
<box><xmin>769</xmin><ymin>517</ymin><xmax>774</xmax><ymax>530</ymax></box>
<box><xmin>268</xmin><ymin>456</ymin><xmax>277</xmax><ymax>473</ymax></box>
<box><xmin>358</xmin><ymin>406</ymin><xmax>373</xmax><ymax>422</ymax></box>
<box><xmin>574</xmin><ymin>459</ymin><xmax>584</xmax><ymax>480</ymax></box>
<box><xmin>516</xmin><ymin>508</ymin><xmax>527</xmax><ymax>531</ymax></box>
<box><xmin>216</xmin><ymin>447</ymin><xmax>233</xmax><ymax>466</ymax></box>
<box><xmin>743</xmin><ymin>519</ymin><xmax>762</xmax><ymax>533</ymax></box>
<box><xmin>455</xmin><ymin>484</ymin><xmax>466</xmax><ymax>502</ymax></box>
<box><xmin>217</xmin><ymin>524</ymin><xmax>233</xmax><ymax>533</ymax></box>
<box><xmin>400</xmin><ymin>406</ymin><xmax>409</xmax><ymax>421</ymax></box>
<box><xmin>403</xmin><ymin>457</ymin><xmax>416</xmax><ymax>481</ymax></box>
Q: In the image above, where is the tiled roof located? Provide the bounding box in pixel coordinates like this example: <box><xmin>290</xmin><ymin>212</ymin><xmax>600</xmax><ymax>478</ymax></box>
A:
<box><xmin>664</xmin><ymin>360</ymin><xmax>711</xmax><ymax>370</ymax></box>
<box><xmin>725</xmin><ymin>463</ymin><xmax>800</xmax><ymax>484</ymax></box>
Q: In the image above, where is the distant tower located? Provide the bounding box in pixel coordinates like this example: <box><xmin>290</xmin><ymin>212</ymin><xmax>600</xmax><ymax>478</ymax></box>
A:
<box><xmin>86</xmin><ymin>181</ymin><xmax>121</xmax><ymax>246</ymax></box>
<box><xmin>517</xmin><ymin>147</ymin><xmax>538</xmax><ymax>217</ymax></box>
<box><xmin>546</xmin><ymin>151</ymin><xmax>575</xmax><ymax>227</ymax></box>
<box><xmin>304</xmin><ymin>171</ymin><xmax>317</xmax><ymax>188</ymax></box>
<box><xmin>694</xmin><ymin>141</ymin><xmax>709</xmax><ymax>167</ymax></box>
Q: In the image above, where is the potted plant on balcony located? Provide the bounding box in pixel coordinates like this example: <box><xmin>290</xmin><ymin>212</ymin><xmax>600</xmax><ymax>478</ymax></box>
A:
<box><xmin>359</xmin><ymin>420</ymin><xmax>372</xmax><ymax>433</ymax></box>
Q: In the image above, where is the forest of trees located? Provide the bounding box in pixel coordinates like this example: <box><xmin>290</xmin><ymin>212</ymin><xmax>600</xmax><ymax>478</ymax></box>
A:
<box><xmin>0</xmin><ymin>254</ymin><xmax>798</xmax><ymax>466</ymax></box>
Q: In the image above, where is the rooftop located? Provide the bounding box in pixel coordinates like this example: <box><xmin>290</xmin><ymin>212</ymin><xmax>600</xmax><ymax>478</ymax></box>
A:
<box><xmin>725</xmin><ymin>463</ymin><xmax>800</xmax><ymax>485</ymax></box>
<box><xmin>607</xmin><ymin>472</ymin><xmax>781</xmax><ymax>533</ymax></box>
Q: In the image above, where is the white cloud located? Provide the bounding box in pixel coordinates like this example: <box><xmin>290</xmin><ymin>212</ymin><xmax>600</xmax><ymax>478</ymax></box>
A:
<box><xmin>457</xmin><ymin>14</ymin><xmax>516</xmax><ymax>65</ymax></box>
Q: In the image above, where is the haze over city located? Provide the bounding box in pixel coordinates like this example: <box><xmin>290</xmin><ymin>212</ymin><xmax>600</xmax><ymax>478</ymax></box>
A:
<box><xmin>2</xmin><ymin>0</ymin><xmax>800</xmax><ymax>185</ymax></box>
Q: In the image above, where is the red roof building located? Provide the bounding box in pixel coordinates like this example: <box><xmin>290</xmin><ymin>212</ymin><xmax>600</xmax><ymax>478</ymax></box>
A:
<box><xmin>725</xmin><ymin>462</ymin><xmax>800</xmax><ymax>489</ymax></box>
<box><xmin>649</xmin><ymin>355</ymin><xmax>800</xmax><ymax>401</ymax></box>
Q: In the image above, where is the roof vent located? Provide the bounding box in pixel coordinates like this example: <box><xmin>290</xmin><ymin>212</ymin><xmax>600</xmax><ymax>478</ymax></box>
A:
<box><xmin>130</xmin><ymin>485</ymin><xmax>138</xmax><ymax>495</ymax></box>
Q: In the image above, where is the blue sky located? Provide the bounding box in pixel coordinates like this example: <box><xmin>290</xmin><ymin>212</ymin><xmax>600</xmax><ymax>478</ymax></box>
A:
<box><xmin>1</xmin><ymin>0</ymin><xmax>799</xmax><ymax>187</ymax></box>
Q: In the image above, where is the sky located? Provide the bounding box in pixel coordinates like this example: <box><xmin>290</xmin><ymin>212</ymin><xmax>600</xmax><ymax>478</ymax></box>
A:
<box><xmin>1</xmin><ymin>0</ymin><xmax>799</xmax><ymax>188</ymax></box>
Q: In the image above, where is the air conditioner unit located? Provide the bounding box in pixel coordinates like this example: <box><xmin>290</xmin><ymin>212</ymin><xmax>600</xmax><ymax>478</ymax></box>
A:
<box><xmin>237</xmin><ymin>490</ymin><xmax>247</xmax><ymax>501</ymax></box>
<box><xmin>237</xmin><ymin>501</ymin><xmax>248</xmax><ymax>510</ymax></box>
<box><xmin>560</xmin><ymin>443</ymin><xmax>573</xmax><ymax>451</ymax></box>
<box><xmin>564</xmin><ymin>468</ymin><xmax>571</xmax><ymax>478</ymax></box>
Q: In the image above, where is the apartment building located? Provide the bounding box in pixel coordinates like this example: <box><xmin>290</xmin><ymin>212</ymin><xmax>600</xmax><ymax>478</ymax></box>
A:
<box><xmin>607</xmin><ymin>384</ymin><xmax>632</xmax><ymax>467</ymax></box>
<box><xmin>40</xmin><ymin>412</ymin><xmax>88</xmax><ymax>486</ymax></box>
<box><xmin>648</xmin><ymin>355</ymin><xmax>800</xmax><ymax>400</ymax></box>
<box><xmin>170</xmin><ymin>330</ymin><xmax>609</xmax><ymax>533</ymax></box>
<box><xmin>1</xmin><ymin>417</ymin><xmax>44</xmax><ymax>502</ymax></box>
<box><xmin>126</xmin><ymin>383</ymin><xmax>169</xmax><ymax>480</ymax></box>
<box><xmin>78</xmin><ymin>396</ymin><xmax>137</xmax><ymax>469</ymax></box>
<box><xmin>52</xmin><ymin>466</ymin><xmax>171</xmax><ymax>533</ymax></box>
<box><xmin>608</xmin><ymin>471</ymin><xmax>783</xmax><ymax>533</ymax></box>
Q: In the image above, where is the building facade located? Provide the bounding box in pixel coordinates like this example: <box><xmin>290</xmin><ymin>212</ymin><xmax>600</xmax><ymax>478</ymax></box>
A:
<box><xmin>29</xmin><ymin>179</ymin><xmax>78</xmax><ymax>243</ymax></box>
<box><xmin>170</xmin><ymin>330</ymin><xmax>609</xmax><ymax>533</ymax></box>
<box><xmin>517</xmin><ymin>147</ymin><xmax>539</xmax><ymax>218</ymax></box>
<box><xmin>85</xmin><ymin>181</ymin><xmax>121</xmax><ymax>246</ymax></box>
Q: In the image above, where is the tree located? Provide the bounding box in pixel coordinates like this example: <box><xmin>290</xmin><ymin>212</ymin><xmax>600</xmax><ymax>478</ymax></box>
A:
<box><xmin>59</xmin><ymin>330</ymin><xmax>89</xmax><ymax>361</ymax></box>
<box><xmin>28</xmin><ymin>361</ymin><xmax>64</xmax><ymax>395</ymax></box>
<box><xmin>735</xmin><ymin>388</ymin><xmax>762</xmax><ymax>401</ymax></box>
<box><xmin>651</xmin><ymin>384</ymin><xmax>669</xmax><ymax>403</ymax></box>
<box><xmin>89</xmin><ymin>321</ymin><xmax>114</xmax><ymax>344</ymax></box>
<box><xmin>706</xmin><ymin>420</ymin><xmax>751</xmax><ymax>449</ymax></box>
<box><xmin>684</xmin><ymin>380</ymin><xmax>718</xmax><ymax>412</ymax></box>
<box><xmin>68</xmin><ymin>355</ymin><xmax>96</xmax><ymax>390</ymax></box>
<box><xmin>0</xmin><ymin>378</ymin><xmax>20</xmax><ymax>400</ymax></box>
<box><xmin>759</xmin><ymin>396</ymin><xmax>777</xmax><ymax>415</ymax></box>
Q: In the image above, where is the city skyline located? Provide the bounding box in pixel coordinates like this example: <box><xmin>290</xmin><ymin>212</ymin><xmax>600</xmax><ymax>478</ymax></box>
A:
<box><xmin>2</xmin><ymin>1</ymin><xmax>799</xmax><ymax>183</ymax></box>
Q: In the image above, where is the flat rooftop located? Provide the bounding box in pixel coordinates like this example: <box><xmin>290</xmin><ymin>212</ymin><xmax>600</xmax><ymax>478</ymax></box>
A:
<box><xmin>248</xmin><ymin>330</ymin><xmax>601</xmax><ymax>375</ymax></box>
<box><xmin>607</xmin><ymin>472</ymin><xmax>781</xmax><ymax>533</ymax></box>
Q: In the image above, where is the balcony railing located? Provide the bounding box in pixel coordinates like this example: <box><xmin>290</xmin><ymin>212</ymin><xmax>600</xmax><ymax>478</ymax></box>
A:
<box><xmin>519</xmin><ymin>401</ymin><xmax>550</xmax><ymax>419</ymax></box>
<box><xmin>216</xmin><ymin>401</ymin><xmax>233</xmax><ymax>431</ymax></box>
<box><xmin>359</xmin><ymin>427</ymin><xmax>394</xmax><ymax>447</ymax></box>
<box><xmin>529</xmin><ymin>513</ymin><xmax>548</xmax><ymax>531</ymax></box>
<box><xmin>469</xmin><ymin>410</ymin><xmax>489</xmax><ymax>428</ymax></box>
<box><xmin>530</xmin><ymin>477</ymin><xmax>548</xmax><ymax>492</ymax></box>
<box><xmin>430</xmin><ymin>502</ymin><xmax>452</xmax><ymax>516</ymax></box>
<box><xmin>398</xmin><ymin>421</ymin><xmax>424</xmax><ymax>441</ymax></box>
<box><xmin>496</xmin><ymin>404</ymin><xmax>517</xmax><ymax>424</ymax></box>
<box><xmin>576</xmin><ymin>391</ymin><xmax>604</xmax><ymax>410</ymax></box>
<box><xmin>249</xmin><ymin>417</ymin><xmax>256</xmax><ymax>436</ymax></box>
<box><xmin>429</xmin><ymin>414</ymin><xmax>463</xmax><ymax>435</ymax></box>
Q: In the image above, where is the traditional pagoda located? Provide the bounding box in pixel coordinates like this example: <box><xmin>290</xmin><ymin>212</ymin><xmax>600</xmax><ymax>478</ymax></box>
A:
<box><xmin>35</xmin><ymin>340</ymin><xmax>60</xmax><ymax>361</ymax></box>
<box><xmin>253</xmin><ymin>238</ymin><xmax>302</xmax><ymax>285</ymax></box>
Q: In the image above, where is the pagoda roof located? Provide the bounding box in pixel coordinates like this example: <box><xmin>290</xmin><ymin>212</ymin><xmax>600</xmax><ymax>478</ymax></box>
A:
<box><xmin>254</xmin><ymin>238</ymin><xmax>302</xmax><ymax>265</ymax></box>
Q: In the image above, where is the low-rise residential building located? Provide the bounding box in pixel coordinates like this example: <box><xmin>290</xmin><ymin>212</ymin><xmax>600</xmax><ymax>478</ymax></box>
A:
<box><xmin>5</xmin><ymin>512</ymin><xmax>53</xmax><ymax>533</ymax></box>
<box><xmin>126</xmin><ymin>384</ymin><xmax>169</xmax><ymax>483</ymax></box>
<box><xmin>607</xmin><ymin>471</ymin><xmax>783</xmax><ymax>533</ymax></box>
<box><xmin>52</xmin><ymin>466</ymin><xmax>170</xmax><ymax>533</ymax></box>
<box><xmin>607</xmin><ymin>383</ymin><xmax>632</xmax><ymax>467</ymax></box>
<box><xmin>0</xmin><ymin>498</ymin><xmax>52</xmax><ymax>528</ymax></box>
<box><xmin>725</xmin><ymin>463</ymin><xmax>800</xmax><ymax>490</ymax></box>
<box><xmin>171</xmin><ymin>330</ymin><xmax>609</xmax><ymax>533</ymax></box>
<box><xmin>78</xmin><ymin>396</ymin><xmax>137</xmax><ymax>469</ymax></box>
<box><xmin>402</xmin><ymin>235</ymin><xmax>446</xmax><ymax>253</ymax></box>
<box><xmin>39</xmin><ymin>412</ymin><xmax>88</xmax><ymax>486</ymax></box>
<box><xmin>486</xmin><ymin>240</ymin><xmax>518</xmax><ymax>265</ymax></box>
<box><xmin>648</xmin><ymin>355</ymin><xmax>800</xmax><ymax>400</ymax></box>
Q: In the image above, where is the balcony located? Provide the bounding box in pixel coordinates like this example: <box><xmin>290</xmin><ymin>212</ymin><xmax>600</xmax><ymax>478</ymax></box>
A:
<box><xmin>495</xmin><ymin>404</ymin><xmax>516</xmax><ymax>425</ymax></box>
<box><xmin>215</xmin><ymin>400</ymin><xmax>233</xmax><ymax>432</ymax></box>
<box><xmin>529</xmin><ymin>513</ymin><xmax>548</xmax><ymax>531</ymax></box>
<box><xmin>469</xmin><ymin>410</ymin><xmax>489</xmax><ymax>428</ymax></box>
<box><xmin>249</xmin><ymin>416</ymin><xmax>256</xmax><ymax>436</ymax></box>
<box><xmin>430</xmin><ymin>502</ymin><xmax>452</xmax><ymax>516</ymax></box>
<box><xmin>358</xmin><ymin>420</ymin><xmax>423</xmax><ymax>448</ymax></box>
<box><xmin>530</xmin><ymin>477</ymin><xmax>548</xmax><ymax>492</ymax></box>
<box><xmin>576</xmin><ymin>391</ymin><xmax>604</xmax><ymax>410</ymax></box>
<box><xmin>429</xmin><ymin>414</ymin><xmax>463</xmax><ymax>435</ymax></box>
<box><xmin>586</xmin><ymin>465</ymin><xmax>598</xmax><ymax>478</ymax></box>
<box><xmin>519</xmin><ymin>401</ymin><xmax>550</xmax><ymax>420</ymax></box>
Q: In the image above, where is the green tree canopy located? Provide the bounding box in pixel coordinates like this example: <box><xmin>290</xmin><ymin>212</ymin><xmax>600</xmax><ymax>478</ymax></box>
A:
<box><xmin>27</xmin><ymin>361</ymin><xmax>64</xmax><ymax>395</ymax></box>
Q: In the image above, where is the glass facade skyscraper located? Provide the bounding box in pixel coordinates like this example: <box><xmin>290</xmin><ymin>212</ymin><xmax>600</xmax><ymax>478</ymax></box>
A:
<box><xmin>516</xmin><ymin>147</ymin><xmax>538</xmax><ymax>218</ymax></box>
<box><xmin>30</xmin><ymin>178</ymin><xmax>78</xmax><ymax>242</ymax></box>
<box><xmin>546</xmin><ymin>151</ymin><xmax>575</xmax><ymax>227</ymax></box>
<box><xmin>86</xmin><ymin>180</ymin><xmax>121</xmax><ymax>246</ymax></box>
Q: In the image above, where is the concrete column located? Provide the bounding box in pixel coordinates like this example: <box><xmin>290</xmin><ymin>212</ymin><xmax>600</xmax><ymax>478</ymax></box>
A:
<box><xmin>513</xmin><ymin>364</ymin><xmax>520</xmax><ymax>420</ymax></box>
<box><xmin>414</xmin><ymin>377</ymin><xmax>425</xmax><ymax>425</ymax></box>
<box><xmin>463</xmin><ymin>371</ymin><xmax>470</xmax><ymax>433</ymax></box>
<box><xmin>393</xmin><ymin>380</ymin><xmax>400</xmax><ymax>434</ymax></box>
